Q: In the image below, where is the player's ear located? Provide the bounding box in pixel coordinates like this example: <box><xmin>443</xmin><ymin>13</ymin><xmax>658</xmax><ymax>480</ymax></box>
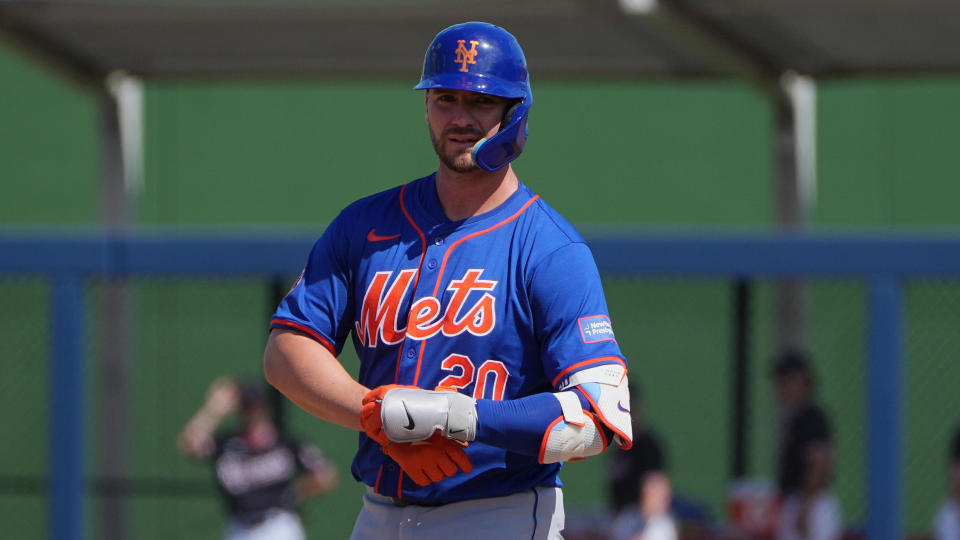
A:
<box><xmin>501</xmin><ymin>100</ymin><xmax>521</xmax><ymax>130</ymax></box>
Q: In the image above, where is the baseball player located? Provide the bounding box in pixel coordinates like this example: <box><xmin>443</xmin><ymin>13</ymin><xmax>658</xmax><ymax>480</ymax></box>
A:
<box><xmin>263</xmin><ymin>21</ymin><xmax>633</xmax><ymax>540</ymax></box>
<box><xmin>177</xmin><ymin>377</ymin><xmax>339</xmax><ymax>540</ymax></box>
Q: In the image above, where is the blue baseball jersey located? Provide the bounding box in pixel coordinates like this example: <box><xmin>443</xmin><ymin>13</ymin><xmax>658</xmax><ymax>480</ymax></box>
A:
<box><xmin>271</xmin><ymin>173</ymin><xmax>626</xmax><ymax>503</ymax></box>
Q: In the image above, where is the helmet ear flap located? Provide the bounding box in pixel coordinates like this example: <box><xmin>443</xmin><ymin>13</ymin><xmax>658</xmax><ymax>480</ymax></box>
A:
<box><xmin>472</xmin><ymin>97</ymin><xmax>530</xmax><ymax>172</ymax></box>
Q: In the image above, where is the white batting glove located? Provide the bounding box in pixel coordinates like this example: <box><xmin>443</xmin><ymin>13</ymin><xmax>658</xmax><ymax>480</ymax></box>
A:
<box><xmin>380</xmin><ymin>388</ymin><xmax>477</xmax><ymax>443</ymax></box>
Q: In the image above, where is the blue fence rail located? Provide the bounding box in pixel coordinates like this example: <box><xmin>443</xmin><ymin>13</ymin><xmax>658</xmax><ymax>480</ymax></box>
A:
<box><xmin>3</xmin><ymin>229</ymin><xmax>960</xmax><ymax>540</ymax></box>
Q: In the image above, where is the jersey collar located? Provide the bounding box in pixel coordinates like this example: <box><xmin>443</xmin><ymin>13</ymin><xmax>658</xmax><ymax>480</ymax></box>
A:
<box><xmin>408</xmin><ymin>173</ymin><xmax>534</xmax><ymax>235</ymax></box>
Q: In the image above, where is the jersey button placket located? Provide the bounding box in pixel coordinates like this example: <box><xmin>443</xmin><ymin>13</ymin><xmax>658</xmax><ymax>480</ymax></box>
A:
<box><xmin>400</xmin><ymin>341</ymin><xmax>419</xmax><ymax>386</ymax></box>
<box><xmin>425</xmin><ymin>232</ymin><xmax>444</xmax><ymax>270</ymax></box>
<box><xmin>402</xmin><ymin>238</ymin><xmax>442</xmax><ymax>386</ymax></box>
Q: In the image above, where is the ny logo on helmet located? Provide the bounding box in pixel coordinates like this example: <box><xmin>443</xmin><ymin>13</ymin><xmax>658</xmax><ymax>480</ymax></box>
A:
<box><xmin>455</xmin><ymin>40</ymin><xmax>480</xmax><ymax>72</ymax></box>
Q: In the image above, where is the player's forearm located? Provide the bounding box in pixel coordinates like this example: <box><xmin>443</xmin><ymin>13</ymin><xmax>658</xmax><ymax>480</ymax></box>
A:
<box><xmin>474</xmin><ymin>391</ymin><xmax>612</xmax><ymax>459</ymax></box>
<box><xmin>372</xmin><ymin>387</ymin><xmax>610</xmax><ymax>461</ymax></box>
<box><xmin>263</xmin><ymin>329</ymin><xmax>367</xmax><ymax>431</ymax></box>
<box><xmin>473</xmin><ymin>393</ymin><xmax>565</xmax><ymax>455</ymax></box>
<box><xmin>802</xmin><ymin>443</ymin><xmax>834</xmax><ymax>493</ymax></box>
<box><xmin>176</xmin><ymin>407</ymin><xmax>226</xmax><ymax>456</ymax></box>
<box><xmin>294</xmin><ymin>468</ymin><xmax>339</xmax><ymax>501</ymax></box>
<box><xmin>368</xmin><ymin>364</ymin><xmax>632</xmax><ymax>463</ymax></box>
<box><xmin>177</xmin><ymin>379</ymin><xmax>238</xmax><ymax>457</ymax></box>
<box><xmin>179</xmin><ymin>406</ymin><xmax>225</xmax><ymax>440</ymax></box>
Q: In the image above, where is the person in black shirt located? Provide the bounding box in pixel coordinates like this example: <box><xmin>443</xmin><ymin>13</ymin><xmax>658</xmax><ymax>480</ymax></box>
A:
<box><xmin>772</xmin><ymin>351</ymin><xmax>841</xmax><ymax>540</ymax></box>
<box><xmin>178</xmin><ymin>377</ymin><xmax>338</xmax><ymax>540</ymax></box>
<box><xmin>608</xmin><ymin>426</ymin><xmax>666</xmax><ymax>516</ymax></box>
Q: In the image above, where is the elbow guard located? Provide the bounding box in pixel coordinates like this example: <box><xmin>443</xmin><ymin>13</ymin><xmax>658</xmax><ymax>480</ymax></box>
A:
<box><xmin>557</xmin><ymin>363</ymin><xmax>634</xmax><ymax>450</ymax></box>
<box><xmin>539</xmin><ymin>362</ymin><xmax>634</xmax><ymax>463</ymax></box>
<box><xmin>539</xmin><ymin>391</ymin><xmax>608</xmax><ymax>463</ymax></box>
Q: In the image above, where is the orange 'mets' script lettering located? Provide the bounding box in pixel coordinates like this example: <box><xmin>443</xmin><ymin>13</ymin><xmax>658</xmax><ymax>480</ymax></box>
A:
<box><xmin>355</xmin><ymin>268</ymin><xmax>498</xmax><ymax>347</ymax></box>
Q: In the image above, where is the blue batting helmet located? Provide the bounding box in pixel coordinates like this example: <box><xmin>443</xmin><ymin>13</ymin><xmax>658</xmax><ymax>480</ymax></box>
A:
<box><xmin>415</xmin><ymin>21</ymin><xmax>532</xmax><ymax>171</ymax></box>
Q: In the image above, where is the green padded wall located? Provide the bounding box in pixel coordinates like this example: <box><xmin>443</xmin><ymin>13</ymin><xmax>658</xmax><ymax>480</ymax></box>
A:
<box><xmin>3</xmin><ymin>36</ymin><xmax>960</xmax><ymax>537</ymax></box>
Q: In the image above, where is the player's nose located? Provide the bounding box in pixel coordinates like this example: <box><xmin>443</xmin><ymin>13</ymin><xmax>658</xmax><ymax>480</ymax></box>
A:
<box><xmin>448</xmin><ymin>100</ymin><xmax>478</xmax><ymax>127</ymax></box>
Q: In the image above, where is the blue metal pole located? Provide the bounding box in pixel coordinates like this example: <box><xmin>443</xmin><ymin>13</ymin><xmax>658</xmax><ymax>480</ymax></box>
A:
<box><xmin>866</xmin><ymin>274</ymin><xmax>902</xmax><ymax>540</ymax></box>
<box><xmin>50</xmin><ymin>275</ymin><xmax>85</xmax><ymax>540</ymax></box>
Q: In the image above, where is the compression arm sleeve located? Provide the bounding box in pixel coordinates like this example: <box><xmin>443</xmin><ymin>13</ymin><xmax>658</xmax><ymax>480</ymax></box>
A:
<box><xmin>474</xmin><ymin>389</ymin><xmax>611</xmax><ymax>458</ymax></box>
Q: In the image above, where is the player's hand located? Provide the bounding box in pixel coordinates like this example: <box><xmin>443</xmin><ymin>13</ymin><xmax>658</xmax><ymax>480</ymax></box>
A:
<box><xmin>377</xmin><ymin>387</ymin><xmax>477</xmax><ymax>443</ymax></box>
<box><xmin>383</xmin><ymin>433</ymin><xmax>473</xmax><ymax>486</ymax></box>
<box><xmin>361</xmin><ymin>384</ymin><xmax>418</xmax><ymax>446</ymax></box>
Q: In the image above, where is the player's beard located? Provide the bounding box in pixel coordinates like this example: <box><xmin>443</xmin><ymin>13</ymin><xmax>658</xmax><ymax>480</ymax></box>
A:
<box><xmin>430</xmin><ymin>126</ymin><xmax>484</xmax><ymax>174</ymax></box>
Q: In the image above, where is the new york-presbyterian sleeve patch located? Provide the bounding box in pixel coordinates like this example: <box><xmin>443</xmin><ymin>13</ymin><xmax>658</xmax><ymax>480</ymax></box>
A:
<box><xmin>578</xmin><ymin>315</ymin><xmax>616</xmax><ymax>343</ymax></box>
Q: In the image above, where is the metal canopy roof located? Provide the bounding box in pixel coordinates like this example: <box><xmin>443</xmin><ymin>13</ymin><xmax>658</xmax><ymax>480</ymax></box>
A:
<box><xmin>1</xmin><ymin>0</ymin><xmax>959</xmax><ymax>85</ymax></box>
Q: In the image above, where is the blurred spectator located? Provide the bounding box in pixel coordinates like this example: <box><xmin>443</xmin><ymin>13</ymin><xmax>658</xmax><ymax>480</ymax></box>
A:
<box><xmin>177</xmin><ymin>376</ymin><xmax>338</xmax><ymax>540</ymax></box>
<box><xmin>771</xmin><ymin>351</ymin><xmax>842</xmax><ymax>540</ymax></box>
<box><xmin>607</xmin><ymin>386</ymin><xmax>678</xmax><ymax>540</ymax></box>
<box><xmin>932</xmin><ymin>424</ymin><xmax>960</xmax><ymax>540</ymax></box>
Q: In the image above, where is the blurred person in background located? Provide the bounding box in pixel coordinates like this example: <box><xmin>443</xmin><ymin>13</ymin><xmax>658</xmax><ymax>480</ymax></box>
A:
<box><xmin>178</xmin><ymin>376</ymin><xmax>339</xmax><ymax>540</ymax></box>
<box><xmin>932</xmin><ymin>424</ymin><xmax>960</xmax><ymax>540</ymax></box>
<box><xmin>607</xmin><ymin>387</ymin><xmax>677</xmax><ymax>540</ymax></box>
<box><xmin>772</xmin><ymin>351</ymin><xmax>841</xmax><ymax>540</ymax></box>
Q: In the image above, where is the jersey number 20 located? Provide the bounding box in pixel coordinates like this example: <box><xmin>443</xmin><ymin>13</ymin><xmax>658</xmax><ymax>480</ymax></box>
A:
<box><xmin>437</xmin><ymin>354</ymin><xmax>508</xmax><ymax>401</ymax></box>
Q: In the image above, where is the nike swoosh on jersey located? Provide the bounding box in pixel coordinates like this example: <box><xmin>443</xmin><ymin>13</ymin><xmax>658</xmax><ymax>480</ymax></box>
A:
<box><xmin>367</xmin><ymin>228</ymin><xmax>402</xmax><ymax>242</ymax></box>
<box><xmin>402</xmin><ymin>401</ymin><xmax>416</xmax><ymax>430</ymax></box>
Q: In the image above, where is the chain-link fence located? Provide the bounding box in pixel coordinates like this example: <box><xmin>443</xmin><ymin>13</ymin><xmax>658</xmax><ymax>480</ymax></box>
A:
<box><xmin>2</xmin><ymin>233</ymin><xmax>957</xmax><ymax>539</ymax></box>
<box><xmin>579</xmin><ymin>279</ymin><xmax>872</xmax><ymax>535</ymax></box>
<box><xmin>572</xmin><ymin>277</ymin><xmax>958</xmax><ymax>539</ymax></box>
<box><xmin>904</xmin><ymin>280</ymin><xmax>960</xmax><ymax>535</ymax></box>
<box><xmin>0</xmin><ymin>278</ymin><xmax>50</xmax><ymax>538</ymax></box>
<box><xmin>0</xmin><ymin>275</ymin><xmax>366</xmax><ymax>539</ymax></box>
